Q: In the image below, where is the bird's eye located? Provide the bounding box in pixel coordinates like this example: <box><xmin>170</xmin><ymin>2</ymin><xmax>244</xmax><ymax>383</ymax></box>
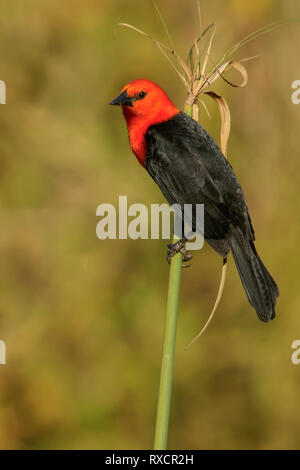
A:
<box><xmin>137</xmin><ymin>91</ymin><xmax>147</xmax><ymax>99</ymax></box>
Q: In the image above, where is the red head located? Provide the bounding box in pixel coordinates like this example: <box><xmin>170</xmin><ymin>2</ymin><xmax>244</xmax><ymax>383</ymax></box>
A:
<box><xmin>110</xmin><ymin>79</ymin><xmax>179</xmax><ymax>165</ymax></box>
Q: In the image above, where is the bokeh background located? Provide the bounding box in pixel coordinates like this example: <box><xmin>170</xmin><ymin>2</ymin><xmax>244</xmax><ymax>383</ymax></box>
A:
<box><xmin>0</xmin><ymin>0</ymin><xmax>299</xmax><ymax>450</ymax></box>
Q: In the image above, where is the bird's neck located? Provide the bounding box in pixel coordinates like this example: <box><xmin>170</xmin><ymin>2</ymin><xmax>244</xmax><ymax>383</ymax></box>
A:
<box><xmin>122</xmin><ymin>106</ymin><xmax>179</xmax><ymax>166</ymax></box>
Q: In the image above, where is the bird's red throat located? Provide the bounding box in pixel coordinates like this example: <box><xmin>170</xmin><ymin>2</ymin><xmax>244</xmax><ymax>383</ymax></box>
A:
<box><xmin>122</xmin><ymin>104</ymin><xmax>179</xmax><ymax>166</ymax></box>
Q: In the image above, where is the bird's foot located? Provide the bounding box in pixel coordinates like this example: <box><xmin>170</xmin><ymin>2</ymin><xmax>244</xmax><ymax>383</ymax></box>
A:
<box><xmin>167</xmin><ymin>238</ymin><xmax>193</xmax><ymax>268</ymax></box>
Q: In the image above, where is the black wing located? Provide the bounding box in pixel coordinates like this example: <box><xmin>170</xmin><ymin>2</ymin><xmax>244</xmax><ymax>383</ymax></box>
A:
<box><xmin>145</xmin><ymin>112</ymin><xmax>254</xmax><ymax>257</ymax></box>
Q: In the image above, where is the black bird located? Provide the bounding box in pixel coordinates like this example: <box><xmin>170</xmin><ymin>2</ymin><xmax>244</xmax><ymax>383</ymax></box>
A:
<box><xmin>110</xmin><ymin>79</ymin><xmax>279</xmax><ymax>322</ymax></box>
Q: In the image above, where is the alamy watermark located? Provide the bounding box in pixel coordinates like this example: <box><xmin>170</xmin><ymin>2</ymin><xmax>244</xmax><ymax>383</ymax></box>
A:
<box><xmin>96</xmin><ymin>196</ymin><xmax>204</xmax><ymax>251</ymax></box>
<box><xmin>291</xmin><ymin>340</ymin><xmax>300</xmax><ymax>365</ymax></box>
<box><xmin>0</xmin><ymin>340</ymin><xmax>6</xmax><ymax>364</ymax></box>
<box><xmin>0</xmin><ymin>80</ymin><xmax>6</xmax><ymax>104</ymax></box>
<box><xmin>291</xmin><ymin>80</ymin><xmax>300</xmax><ymax>105</ymax></box>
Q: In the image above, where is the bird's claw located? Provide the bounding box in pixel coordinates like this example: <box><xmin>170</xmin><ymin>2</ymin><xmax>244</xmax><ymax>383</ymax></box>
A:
<box><xmin>167</xmin><ymin>239</ymin><xmax>193</xmax><ymax>268</ymax></box>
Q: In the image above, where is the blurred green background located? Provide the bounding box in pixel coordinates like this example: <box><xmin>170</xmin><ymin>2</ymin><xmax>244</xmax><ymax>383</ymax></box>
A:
<box><xmin>0</xmin><ymin>0</ymin><xmax>299</xmax><ymax>450</ymax></box>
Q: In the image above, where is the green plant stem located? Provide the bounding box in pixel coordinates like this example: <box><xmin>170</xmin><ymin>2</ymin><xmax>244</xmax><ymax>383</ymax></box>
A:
<box><xmin>153</xmin><ymin>237</ymin><xmax>182</xmax><ymax>450</ymax></box>
<box><xmin>154</xmin><ymin>104</ymin><xmax>194</xmax><ymax>450</ymax></box>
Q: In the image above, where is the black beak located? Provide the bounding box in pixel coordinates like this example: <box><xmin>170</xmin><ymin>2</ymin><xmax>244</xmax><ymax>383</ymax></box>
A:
<box><xmin>109</xmin><ymin>89</ymin><xmax>133</xmax><ymax>107</ymax></box>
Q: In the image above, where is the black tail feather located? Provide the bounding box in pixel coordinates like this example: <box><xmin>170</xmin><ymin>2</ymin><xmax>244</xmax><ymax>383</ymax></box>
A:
<box><xmin>229</xmin><ymin>226</ymin><xmax>279</xmax><ymax>322</ymax></box>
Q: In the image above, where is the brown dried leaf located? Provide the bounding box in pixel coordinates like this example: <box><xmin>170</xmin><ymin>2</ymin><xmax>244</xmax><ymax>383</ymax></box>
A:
<box><xmin>187</xmin><ymin>23</ymin><xmax>215</xmax><ymax>75</ymax></box>
<box><xmin>198</xmin><ymin>99</ymin><xmax>211</xmax><ymax>120</ymax></box>
<box><xmin>200</xmin><ymin>25</ymin><xmax>216</xmax><ymax>80</ymax></box>
<box><xmin>197</xmin><ymin>59</ymin><xmax>249</xmax><ymax>95</ymax></box>
<box><xmin>204</xmin><ymin>91</ymin><xmax>231</xmax><ymax>157</ymax></box>
<box><xmin>185</xmin><ymin>259</ymin><xmax>227</xmax><ymax>348</ymax></box>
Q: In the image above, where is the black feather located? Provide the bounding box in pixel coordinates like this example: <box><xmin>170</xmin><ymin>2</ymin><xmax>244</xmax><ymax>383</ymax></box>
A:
<box><xmin>145</xmin><ymin>112</ymin><xmax>279</xmax><ymax>321</ymax></box>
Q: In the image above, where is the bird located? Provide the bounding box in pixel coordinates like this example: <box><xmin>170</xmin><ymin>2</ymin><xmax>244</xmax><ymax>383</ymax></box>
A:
<box><xmin>110</xmin><ymin>79</ymin><xmax>279</xmax><ymax>322</ymax></box>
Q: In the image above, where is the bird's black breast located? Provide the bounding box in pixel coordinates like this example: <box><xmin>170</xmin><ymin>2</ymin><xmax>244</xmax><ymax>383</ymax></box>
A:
<box><xmin>144</xmin><ymin>112</ymin><xmax>254</xmax><ymax>255</ymax></box>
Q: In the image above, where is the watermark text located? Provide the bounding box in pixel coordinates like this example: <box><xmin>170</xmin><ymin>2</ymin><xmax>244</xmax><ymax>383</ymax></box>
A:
<box><xmin>291</xmin><ymin>80</ymin><xmax>300</xmax><ymax>105</ymax></box>
<box><xmin>0</xmin><ymin>340</ymin><xmax>6</xmax><ymax>364</ymax></box>
<box><xmin>96</xmin><ymin>196</ymin><xmax>204</xmax><ymax>251</ymax></box>
<box><xmin>0</xmin><ymin>80</ymin><xmax>6</xmax><ymax>104</ymax></box>
<box><xmin>291</xmin><ymin>340</ymin><xmax>300</xmax><ymax>365</ymax></box>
